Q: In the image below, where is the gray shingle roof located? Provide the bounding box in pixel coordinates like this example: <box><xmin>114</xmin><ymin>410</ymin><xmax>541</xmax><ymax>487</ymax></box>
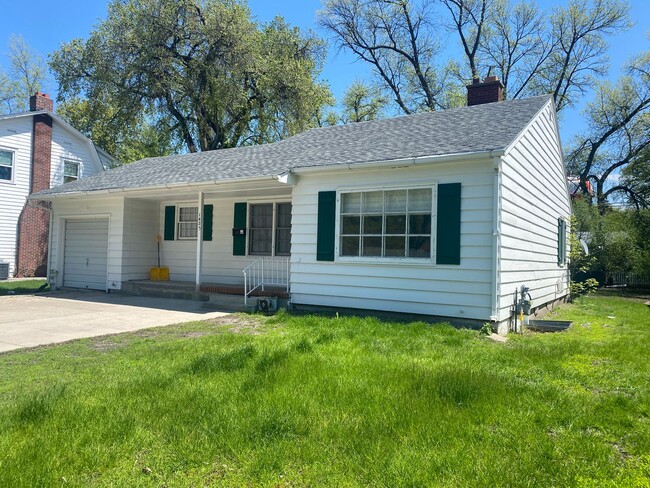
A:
<box><xmin>36</xmin><ymin>95</ymin><xmax>551</xmax><ymax>196</ymax></box>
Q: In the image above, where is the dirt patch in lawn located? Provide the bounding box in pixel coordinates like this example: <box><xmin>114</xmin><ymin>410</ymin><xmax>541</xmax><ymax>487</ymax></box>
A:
<box><xmin>206</xmin><ymin>315</ymin><xmax>266</xmax><ymax>335</ymax></box>
<box><xmin>87</xmin><ymin>339</ymin><xmax>126</xmax><ymax>352</ymax></box>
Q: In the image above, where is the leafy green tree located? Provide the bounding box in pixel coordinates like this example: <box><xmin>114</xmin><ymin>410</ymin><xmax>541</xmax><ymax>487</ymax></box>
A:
<box><xmin>620</xmin><ymin>147</ymin><xmax>650</xmax><ymax>208</ymax></box>
<box><xmin>56</xmin><ymin>97</ymin><xmax>179</xmax><ymax>164</ymax></box>
<box><xmin>572</xmin><ymin>199</ymin><xmax>649</xmax><ymax>279</ymax></box>
<box><xmin>50</xmin><ymin>0</ymin><xmax>332</xmax><ymax>154</ymax></box>
<box><xmin>341</xmin><ymin>80</ymin><xmax>388</xmax><ymax>123</ymax></box>
<box><xmin>0</xmin><ymin>35</ymin><xmax>48</xmax><ymax>113</ymax></box>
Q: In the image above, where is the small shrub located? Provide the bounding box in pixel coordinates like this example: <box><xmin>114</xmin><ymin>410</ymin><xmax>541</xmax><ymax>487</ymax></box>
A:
<box><xmin>479</xmin><ymin>323</ymin><xmax>493</xmax><ymax>336</ymax></box>
<box><xmin>570</xmin><ymin>278</ymin><xmax>600</xmax><ymax>300</ymax></box>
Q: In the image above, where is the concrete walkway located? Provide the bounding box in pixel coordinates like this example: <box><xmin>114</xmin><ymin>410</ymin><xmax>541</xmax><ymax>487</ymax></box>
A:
<box><xmin>0</xmin><ymin>290</ymin><xmax>230</xmax><ymax>353</ymax></box>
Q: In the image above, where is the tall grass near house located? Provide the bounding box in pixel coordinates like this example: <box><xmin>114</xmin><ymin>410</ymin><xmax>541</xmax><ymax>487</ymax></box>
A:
<box><xmin>0</xmin><ymin>294</ymin><xmax>648</xmax><ymax>486</ymax></box>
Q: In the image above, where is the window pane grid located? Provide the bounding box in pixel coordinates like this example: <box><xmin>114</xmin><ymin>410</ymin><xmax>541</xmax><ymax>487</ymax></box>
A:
<box><xmin>340</xmin><ymin>189</ymin><xmax>432</xmax><ymax>258</ymax></box>
<box><xmin>63</xmin><ymin>161</ymin><xmax>80</xmax><ymax>184</ymax></box>
<box><xmin>178</xmin><ymin>206</ymin><xmax>198</xmax><ymax>238</ymax></box>
<box><xmin>0</xmin><ymin>150</ymin><xmax>13</xmax><ymax>181</ymax></box>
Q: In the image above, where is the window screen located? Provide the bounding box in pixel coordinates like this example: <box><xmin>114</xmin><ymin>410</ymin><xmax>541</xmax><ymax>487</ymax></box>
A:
<box><xmin>249</xmin><ymin>203</ymin><xmax>273</xmax><ymax>255</ymax></box>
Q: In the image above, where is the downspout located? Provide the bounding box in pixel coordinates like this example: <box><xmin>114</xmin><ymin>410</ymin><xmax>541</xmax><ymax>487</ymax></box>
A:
<box><xmin>490</xmin><ymin>156</ymin><xmax>503</xmax><ymax>325</ymax></box>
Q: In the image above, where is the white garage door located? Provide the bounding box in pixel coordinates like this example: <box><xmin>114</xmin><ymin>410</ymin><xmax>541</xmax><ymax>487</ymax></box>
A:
<box><xmin>63</xmin><ymin>219</ymin><xmax>109</xmax><ymax>290</ymax></box>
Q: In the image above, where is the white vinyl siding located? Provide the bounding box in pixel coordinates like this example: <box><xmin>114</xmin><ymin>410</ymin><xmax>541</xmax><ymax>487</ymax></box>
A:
<box><xmin>121</xmin><ymin>199</ymin><xmax>159</xmax><ymax>282</ymax></box>
<box><xmin>497</xmin><ymin>101</ymin><xmax>571</xmax><ymax>321</ymax></box>
<box><xmin>63</xmin><ymin>219</ymin><xmax>109</xmax><ymax>290</ymax></box>
<box><xmin>290</xmin><ymin>162</ymin><xmax>495</xmax><ymax>322</ymax></box>
<box><xmin>51</xmin><ymin>124</ymin><xmax>104</xmax><ymax>187</ymax></box>
<box><xmin>0</xmin><ymin>116</ymin><xmax>33</xmax><ymax>276</ymax></box>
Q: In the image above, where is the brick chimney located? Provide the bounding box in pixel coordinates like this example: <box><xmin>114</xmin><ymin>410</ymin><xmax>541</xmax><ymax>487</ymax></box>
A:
<box><xmin>15</xmin><ymin>93</ymin><xmax>54</xmax><ymax>277</ymax></box>
<box><xmin>29</xmin><ymin>92</ymin><xmax>54</xmax><ymax>112</ymax></box>
<box><xmin>466</xmin><ymin>76</ymin><xmax>504</xmax><ymax>106</ymax></box>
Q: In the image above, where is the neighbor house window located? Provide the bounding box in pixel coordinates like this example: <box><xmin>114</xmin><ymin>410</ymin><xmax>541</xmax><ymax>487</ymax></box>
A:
<box><xmin>178</xmin><ymin>206</ymin><xmax>199</xmax><ymax>239</ymax></box>
<box><xmin>248</xmin><ymin>202</ymin><xmax>292</xmax><ymax>256</ymax></box>
<box><xmin>340</xmin><ymin>188</ymin><xmax>432</xmax><ymax>258</ymax></box>
<box><xmin>0</xmin><ymin>150</ymin><xmax>13</xmax><ymax>181</ymax></box>
<box><xmin>64</xmin><ymin>161</ymin><xmax>80</xmax><ymax>183</ymax></box>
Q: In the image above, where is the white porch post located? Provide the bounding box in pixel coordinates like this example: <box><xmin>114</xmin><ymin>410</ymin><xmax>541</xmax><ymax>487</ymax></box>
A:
<box><xmin>195</xmin><ymin>191</ymin><xmax>204</xmax><ymax>295</ymax></box>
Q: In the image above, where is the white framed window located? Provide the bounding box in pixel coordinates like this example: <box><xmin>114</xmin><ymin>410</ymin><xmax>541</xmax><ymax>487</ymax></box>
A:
<box><xmin>63</xmin><ymin>161</ymin><xmax>80</xmax><ymax>183</ymax></box>
<box><xmin>339</xmin><ymin>188</ymin><xmax>432</xmax><ymax>259</ymax></box>
<box><xmin>0</xmin><ymin>149</ymin><xmax>14</xmax><ymax>182</ymax></box>
<box><xmin>248</xmin><ymin>202</ymin><xmax>292</xmax><ymax>256</ymax></box>
<box><xmin>178</xmin><ymin>206</ymin><xmax>199</xmax><ymax>239</ymax></box>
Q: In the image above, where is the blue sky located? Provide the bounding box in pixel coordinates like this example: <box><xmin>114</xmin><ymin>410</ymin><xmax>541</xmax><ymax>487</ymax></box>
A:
<box><xmin>1</xmin><ymin>0</ymin><xmax>648</xmax><ymax>145</ymax></box>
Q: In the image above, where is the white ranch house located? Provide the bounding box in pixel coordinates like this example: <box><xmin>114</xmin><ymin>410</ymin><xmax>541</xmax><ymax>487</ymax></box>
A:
<box><xmin>33</xmin><ymin>83</ymin><xmax>571</xmax><ymax>334</ymax></box>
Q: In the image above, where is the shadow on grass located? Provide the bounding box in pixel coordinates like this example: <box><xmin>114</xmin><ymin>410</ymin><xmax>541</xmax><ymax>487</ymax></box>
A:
<box><xmin>0</xmin><ymin>280</ymin><xmax>49</xmax><ymax>296</ymax></box>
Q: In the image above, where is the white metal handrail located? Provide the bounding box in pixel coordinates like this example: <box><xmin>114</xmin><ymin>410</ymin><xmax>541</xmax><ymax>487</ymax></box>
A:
<box><xmin>243</xmin><ymin>256</ymin><xmax>290</xmax><ymax>305</ymax></box>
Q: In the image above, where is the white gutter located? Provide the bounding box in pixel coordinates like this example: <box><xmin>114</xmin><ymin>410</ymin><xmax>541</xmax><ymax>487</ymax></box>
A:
<box><xmin>490</xmin><ymin>156</ymin><xmax>503</xmax><ymax>322</ymax></box>
<box><xmin>291</xmin><ymin>149</ymin><xmax>505</xmax><ymax>175</ymax></box>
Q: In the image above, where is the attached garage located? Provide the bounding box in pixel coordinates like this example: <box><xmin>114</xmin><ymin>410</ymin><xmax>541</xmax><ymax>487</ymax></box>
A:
<box><xmin>63</xmin><ymin>219</ymin><xmax>109</xmax><ymax>290</ymax></box>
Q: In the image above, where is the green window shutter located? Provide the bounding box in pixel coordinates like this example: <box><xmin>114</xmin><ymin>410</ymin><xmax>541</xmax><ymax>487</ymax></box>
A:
<box><xmin>317</xmin><ymin>191</ymin><xmax>336</xmax><ymax>261</ymax></box>
<box><xmin>558</xmin><ymin>218</ymin><xmax>566</xmax><ymax>266</ymax></box>
<box><xmin>562</xmin><ymin>219</ymin><xmax>567</xmax><ymax>265</ymax></box>
<box><xmin>164</xmin><ymin>206</ymin><xmax>176</xmax><ymax>241</ymax></box>
<box><xmin>233</xmin><ymin>202</ymin><xmax>247</xmax><ymax>256</ymax></box>
<box><xmin>202</xmin><ymin>204</ymin><xmax>213</xmax><ymax>241</ymax></box>
<box><xmin>436</xmin><ymin>183</ymin><xmax>461</xmax><ymax>265</ymax></box>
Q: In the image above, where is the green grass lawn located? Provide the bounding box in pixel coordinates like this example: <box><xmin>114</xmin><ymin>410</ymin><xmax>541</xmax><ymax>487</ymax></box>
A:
<box><xmin>0</xmin><ymin>293</ymin><xmax>649</xmax><ymax>487</ymax></box>
<box><xmin>0</xmin><ymin>278</ymin><xmax>49</xmax><ymax>295</ymax></box>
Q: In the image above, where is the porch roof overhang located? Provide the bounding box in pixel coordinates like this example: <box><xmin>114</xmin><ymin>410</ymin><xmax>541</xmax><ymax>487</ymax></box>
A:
<box><xmin>30</xmin><ymin>174</ymin><xmax>292</xmax><ymax>202</ymax></box>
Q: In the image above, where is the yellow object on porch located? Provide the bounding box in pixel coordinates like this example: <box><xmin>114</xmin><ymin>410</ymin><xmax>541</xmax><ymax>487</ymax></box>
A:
<box><xmin>149</xmin><ymin>267</ymin><xmax>170</xmax><ymax>281</ymax></box>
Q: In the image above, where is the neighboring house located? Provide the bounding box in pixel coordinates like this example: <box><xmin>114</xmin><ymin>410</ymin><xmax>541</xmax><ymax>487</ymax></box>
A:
<box><xmin>0</xmin><ymin>93</ymin><xmax>115</xmax><ymax>278</ymax></box>
<box><xmin>33</xmin><ymin>78</ymin><xmax>571</xmax><ymax>333</ymax></box>
<box><xmin>567</xmin><ymin>176</ymin><xmax>594</xmax><ymax>199</ymax></box>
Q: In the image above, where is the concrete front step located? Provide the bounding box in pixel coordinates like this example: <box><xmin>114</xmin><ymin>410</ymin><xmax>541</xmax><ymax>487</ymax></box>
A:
<box><xmin>120</xmin><ymin>280</ymin><xmax>290</xmax><ymax>314</ymax></box>
<box><xmin>202</xmin><ymin>293</ymin><xmax>251</xmax><ymax>312</ymax></box>
<box><xmin>121</xmin><ymin>281</ymin><xmax>197</xmax><ymax>300</ymax></box>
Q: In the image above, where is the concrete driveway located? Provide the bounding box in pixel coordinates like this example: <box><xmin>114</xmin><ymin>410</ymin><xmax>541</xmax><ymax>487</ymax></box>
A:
<box><xmin>0</xmin><ymin>290</ymin><xmax>230</xmax><ymax>353</ymax></box>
